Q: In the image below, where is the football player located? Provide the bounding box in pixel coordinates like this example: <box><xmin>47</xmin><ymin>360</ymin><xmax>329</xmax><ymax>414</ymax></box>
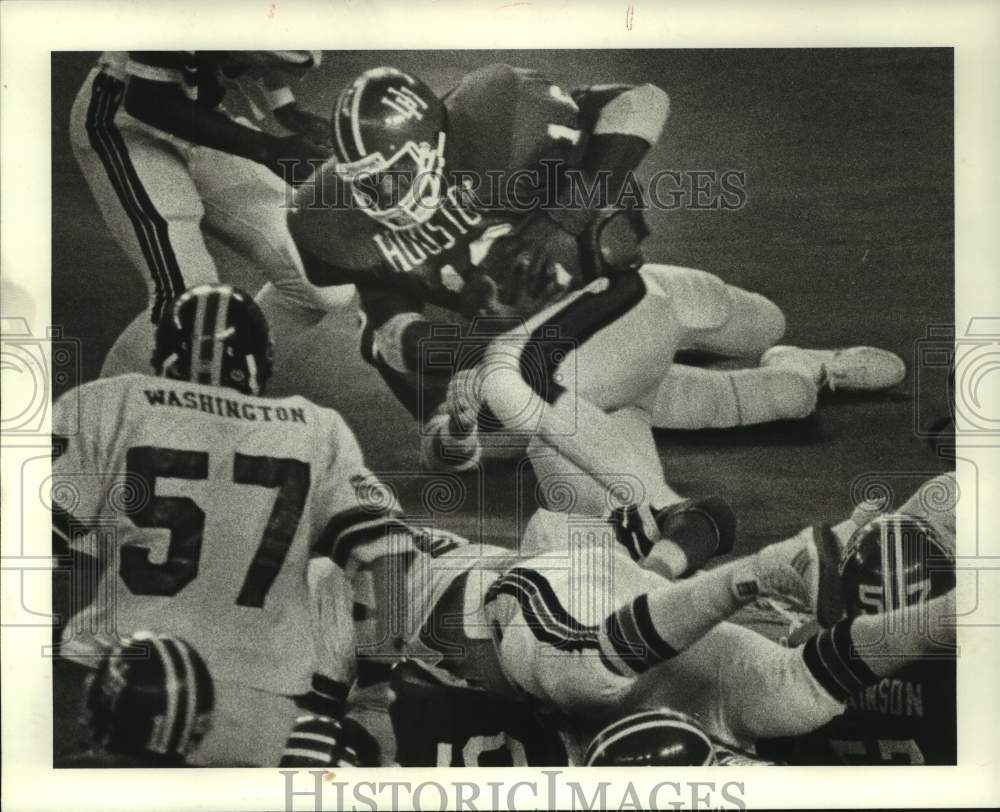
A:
<box><xmin>314</xmin><ymin>484</ymin><xmax>953</xmax><ymax>764</ymax></box>
<box><xmin>290</xmin><ymin>64</ymin><xmax>905</xmax><ymax>535</ymax></box>
<box><xmin>59</xmin><ymin>630</ymin><xmax>215</xmax><ymax>767</ymax></box>
<box><xmin>69</xmin><ymin>51</ymin><xmax>352</xmax><ymax>382</ymax></box>
<box><xmin>51</xmin><ymin>284</ymin><xmax>375</xmax><ymax>766</ymax></box>
<box><xmin>757</xmin><ymin>475</ymin><xmax>957</xmax><ymax>765</ymax></box>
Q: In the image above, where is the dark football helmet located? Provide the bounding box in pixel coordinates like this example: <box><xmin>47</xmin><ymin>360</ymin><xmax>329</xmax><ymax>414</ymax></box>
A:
<box><xmin>332</xmin><ymin>66</ymin><xmax>447</xmax><ymax>230</ymax></box>
<box><xmin>151</xmin><ymin>284</ymin><xmax>272</xmax><ymax>395</ymax></box>
<box><xmin>83</xmin><ymin>631</ymin><xmax>214</xmax><ymax>760</ymax></box>
<box><xmin>841</xmin><ymin>513</ymin><xmax>955</xmax><ymax>617</ymax></box>
<box><xmin>584</xmin><ymin>708</ymin><xmax>716</xmax><ymax>766</ymax></box>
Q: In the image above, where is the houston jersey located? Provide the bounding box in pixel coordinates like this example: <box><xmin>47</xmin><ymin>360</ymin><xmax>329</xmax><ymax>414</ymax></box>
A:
<box><xmin>53</xmin><ymin>373</ymin><xmax>370</xmax><ymax>695</ymax></box>
<box><xmin>289</xmin><ymin>63</ymin><xmax>587</xmax><ymax>323</ymax></box>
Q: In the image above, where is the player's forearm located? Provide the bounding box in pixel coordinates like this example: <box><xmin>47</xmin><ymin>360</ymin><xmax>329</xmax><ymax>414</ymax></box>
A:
<box><xmin>551</xmin><ymin>84</ymin><xmax>669</xmax><ymax>234</ymax></box>
<box><xmin>124</xmin><ymin>77</ymin><xmax>281</xmax><ymax>164</ymax></box>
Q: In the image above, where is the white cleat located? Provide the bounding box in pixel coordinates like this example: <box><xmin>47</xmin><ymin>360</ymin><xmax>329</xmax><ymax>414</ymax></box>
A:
<box><xmin>761</xmin><ymin>345</ymin><xmax>906</xmax><ymax>392</ymax></box>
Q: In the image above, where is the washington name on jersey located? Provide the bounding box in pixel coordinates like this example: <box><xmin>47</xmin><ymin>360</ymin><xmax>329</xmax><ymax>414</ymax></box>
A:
<box><xmin>52</xmin><ymin>373</ymin><xmax>377</xmax><ymax>696</ymax></box>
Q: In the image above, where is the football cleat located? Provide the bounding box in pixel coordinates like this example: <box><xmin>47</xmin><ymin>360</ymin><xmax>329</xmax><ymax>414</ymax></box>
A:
<box><xmin>332</xmin><ymin>67</ymin><xmax>447</xmax><ymax>231</ymax></box>
<box><xmin>585</xmin><ymin>708</ymin><xmax>716</xmax><ymax>766</ymax></box>
<box><xmin>760</xmin><ymin>345</ymin><xmax>906</xmax><ymax>392</ymax></box>
<box><xmin>151</xmin><ymin>284</ymin><xmax>273</xmax><ymax>395</ymax></box>
<box><xmin>83</xmin><ymin>631</ymin><xmax>214</xmax><ymax>760</ymax></box>
<box><xmin>654</xmin><ymin>495</ymin><xmax>737</xmax><ymax>576</ymax></box>
<box><xmin>737</xmin><ymin>530</ymin><xmax>819</xmax><ymax>610</ymax></box>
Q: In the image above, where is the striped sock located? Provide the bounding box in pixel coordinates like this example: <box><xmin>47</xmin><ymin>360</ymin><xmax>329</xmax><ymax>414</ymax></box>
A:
<box><xmin>801</xmin><ymin>618</ymin><xmax>880</xmax><ymax>702</ymax></box>
<box><xmin>600</xmin><ymin>594</ymin><xmax>679</xmax><ymax>676</ymax></box>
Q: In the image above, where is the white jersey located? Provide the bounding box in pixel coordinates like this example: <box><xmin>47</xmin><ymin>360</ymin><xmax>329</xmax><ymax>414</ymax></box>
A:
<box><xmin>53</xmin><ymin>373</ymin><xmax>373</xmax><ymax>695</ymax></box>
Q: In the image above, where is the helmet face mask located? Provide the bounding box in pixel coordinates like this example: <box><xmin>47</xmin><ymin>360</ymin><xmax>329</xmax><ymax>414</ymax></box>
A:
<box><xmin>151</xmin><ymin>284</ymin><xmax>273</xmax><ymax>395</ymax></box>
<box><xmin>333</xmin><ymin>67</ymin><xmax>448</xmax><ymax>232</ymax></box>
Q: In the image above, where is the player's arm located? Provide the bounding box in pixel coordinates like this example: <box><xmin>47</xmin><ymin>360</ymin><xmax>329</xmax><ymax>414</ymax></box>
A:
<box><xmin>123</xmin><ymin>53</ymin><xmax>326</xmax><ymax>182</ymax></box>
<box><xmin>252</xmin><ymin>62</ymin><xmax>335</xmax><ymax>149</ymax></box>
<box><xmin>557</xmin><ymin>81</ymin><xmax>670</xmax><ymax>231</ymax></box>
<box><xmin>51</xmin><ymin>384</ymin><xmax>112</xmax><ymax>556</ymax></box>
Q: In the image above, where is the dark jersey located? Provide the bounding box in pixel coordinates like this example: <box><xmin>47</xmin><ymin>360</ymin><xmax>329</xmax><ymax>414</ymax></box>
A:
<box><xmin>126</xmin><ymin>51</ymin><xmax>317</xmax><ymax>111</ymax></box>
<box><xmin>388</xmin><ymin>661</ymin><xmax>569</xmax><ymax>767</ymax></box>
<box><xmin>289</xmin><ymin>63</ymin><xmax>593</xmax><ymax>328</ymax></box>
<box><xmin>759</xmin><ymin>659</ymin><xmax>956</xmax><ymax>765</ymax></box>
<box><xmin>127</xmin><ymin>52</ymin><xmax>230</xmax><ymax>109</ymax></box>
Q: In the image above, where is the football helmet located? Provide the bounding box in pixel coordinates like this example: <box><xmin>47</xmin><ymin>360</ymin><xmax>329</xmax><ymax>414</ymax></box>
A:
<box><xmin>841</xmin><ymin>513</ymin><xmax>955</xmax><ymax>617</ymax></box>
<box><xmin>584</xmin><ymin>708</ymin><xmax>716</xmax><ymax>766</ymax></box>
<box><xmin>151</xmin><ymin>284</ymin><xmax>272</xmax><ymax>395</ymax></box>
<box><xmin>332</xmin><ymin>66</ymin><xmax>447</xmax><ymax>231</ymax></box>
<box><xmin>83</xmin><ymin>631</ymin><xmax>214</xmax><ymax>759</ymax></box>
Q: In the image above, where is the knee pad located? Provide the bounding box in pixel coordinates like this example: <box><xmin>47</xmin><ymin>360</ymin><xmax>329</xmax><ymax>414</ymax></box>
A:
<box><xmin>641</xmin><ymin>264</ymin><xmax>732</xmax><ymax>331</ymax></box>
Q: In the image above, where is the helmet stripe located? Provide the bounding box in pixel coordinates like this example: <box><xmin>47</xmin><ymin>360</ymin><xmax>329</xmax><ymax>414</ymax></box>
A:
<box><xmin>196</xmin><ymin>290</ymin><xmax>220</xmax><ymax>386</ymax></box>
<box><xmin>333</xmin><ymin>86</ymin><xmax>352</xmax><ymax>161</ymax></box>
<box><xmin>142</xmin><ymin>633</ymin><xmax>180</xmax><ymax>754</ymax></box>
<box><xmin>210</xmin><ymin>288</ymin><xmax>231</xmax><ymax>388</ymax></box>
<box><xmin>166</xmin><ymin>637</ymin><xmax>200</xmax><ymax>755</ymax></box>
<box><xmin>351</xmin><ymin>76</ymin><xmax>367</xmax><ymax>157</ymax></box>
<box><xmin>158</xmin><ymin>637</ymin><xmax>190</xmax><ymax>756</ymax></box>
<box><xmin>587</xmin><ymin>718</ymin><xmax>713</xmax><ymax>766</ymax></box>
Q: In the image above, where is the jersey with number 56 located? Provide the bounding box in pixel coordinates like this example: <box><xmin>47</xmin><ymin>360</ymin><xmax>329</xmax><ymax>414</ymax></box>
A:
<box><xmin>52</xmin><ymin>373</ymin><xmax>379</xmax><ymax>695</ymax></box>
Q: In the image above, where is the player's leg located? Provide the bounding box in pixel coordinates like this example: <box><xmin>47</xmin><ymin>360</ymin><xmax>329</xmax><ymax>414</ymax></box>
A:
<box><xmin>642</xmin><ymin>363</ymin><xmax>820</xmax><ymax>429</ymax></box>
<box><xmin>640</xmin><ymin>264</ymin><xmax>786</xmax><ymax>360</ymax></box>
<box><xmin>526</xmin><ymin>406</ymin><xmax>661</xmax><ymax>517</ymax></box>
<box><xmin>188</xmin><ymin>145</ymin><xmax>356</xmax><ymax>369</ymax></box>
<box><xmin>478</xmin><ymin>271</ymin><xmax>685</xmax><ymax>537</ymax></box>
<box><xmin>70</xmin><ymin>69</ymin><xmax>217</xmax><ymax>375</ymax></box>
<box><xmin>484</xmin><ymin>540</ymin><xmax>817</xmax><ymax>718</ymax></box>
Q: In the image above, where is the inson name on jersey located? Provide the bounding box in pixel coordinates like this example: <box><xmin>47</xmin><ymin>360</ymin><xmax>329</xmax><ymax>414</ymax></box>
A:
<box><xmin>142</xmin><ymin>386</ymin><xmax>309</xmax><ymax>423</ymax></box>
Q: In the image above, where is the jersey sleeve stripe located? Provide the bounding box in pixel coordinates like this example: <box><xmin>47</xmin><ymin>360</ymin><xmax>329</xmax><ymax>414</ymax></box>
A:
<box><xmin>312</xmin><ymin>506</ymin><xmax>401</xmax><ymax>560</ymax></box>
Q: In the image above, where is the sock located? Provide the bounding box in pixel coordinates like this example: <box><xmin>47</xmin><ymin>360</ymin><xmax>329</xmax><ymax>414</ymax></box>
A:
<box><xmin>800</xmin><ymin>618</ymin><xmax>880</xmax><ymax>703</ymax></box>
<box><xmin>599</xmin><ymin>562</ymin><xmax>753</xmax><ymax>676</ymax></box>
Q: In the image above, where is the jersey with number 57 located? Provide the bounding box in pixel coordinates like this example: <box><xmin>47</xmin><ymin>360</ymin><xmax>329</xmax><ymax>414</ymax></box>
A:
<box><xmin>52</xmin><ymin>373</ymin><xmax>380</xmax><ymax>695</ymax></box>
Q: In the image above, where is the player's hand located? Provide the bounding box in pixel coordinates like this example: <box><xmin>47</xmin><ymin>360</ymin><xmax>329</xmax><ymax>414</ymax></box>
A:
<box><xmin>478</xmin><ymin>211</ymin><xmax>582</xmax><ymax>317</ymax></box>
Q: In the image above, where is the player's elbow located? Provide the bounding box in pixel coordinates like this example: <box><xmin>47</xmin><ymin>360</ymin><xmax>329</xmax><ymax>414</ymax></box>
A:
<box><xmin>594</xmin><ymin>83</ymin><xmax>670</xmax><ymax>145</ymax></box>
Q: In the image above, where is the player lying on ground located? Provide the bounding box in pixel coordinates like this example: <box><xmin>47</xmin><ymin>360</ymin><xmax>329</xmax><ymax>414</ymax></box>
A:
<box><xmin>70</xmin><ymin>51</ymin><xmax>352</xmax><ymax>382</ymax></box>
<box><xmin>288</xmin><ymin>63</ymin><xmax>905</xmax><ymax>456</ymax></box>
<box><xmin>311</xmin><ymin>487</ymin><xmax>953</xmax><ymax>765</ymax></box>
<box><xmin>51</xmin><ymin>284</ymin><xmax>369</xmax><ymax>766</ymax></box>
<box><xmin>750</xmin><ymin>472</ymin><xmax>957</xmax><ymax>765</ymax></box>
